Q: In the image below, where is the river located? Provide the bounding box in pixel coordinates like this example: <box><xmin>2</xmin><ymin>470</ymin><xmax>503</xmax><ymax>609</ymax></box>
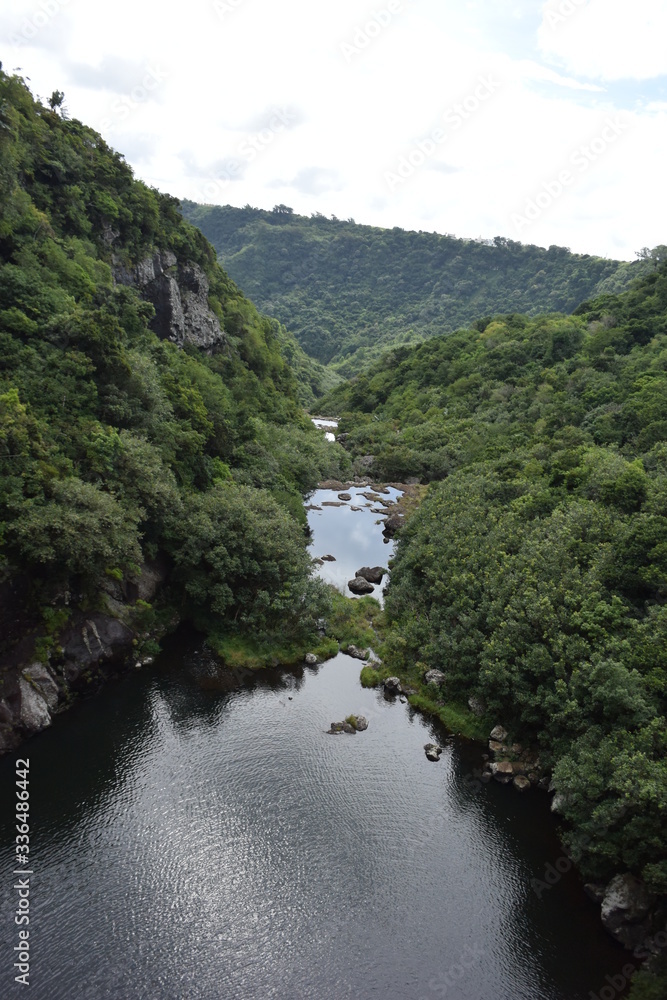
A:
<box><xmin>0</xmin><ymin>482</ymin><xmax>632</xmax><ymax>999</ymax></box>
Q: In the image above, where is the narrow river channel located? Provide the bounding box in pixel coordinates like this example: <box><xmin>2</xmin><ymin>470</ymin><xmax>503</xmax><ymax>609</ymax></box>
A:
<box><xmin>0</xmin><ymin>471</ymin><xmax>632</xmax><ymax>999</ymax></box>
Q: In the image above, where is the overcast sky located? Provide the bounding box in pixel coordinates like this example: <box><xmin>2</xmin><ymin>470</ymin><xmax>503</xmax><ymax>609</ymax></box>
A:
<box><xmin>2</xmin><ymin>0</ymin><xmax>666</xmax><ymax>260</ymax></box>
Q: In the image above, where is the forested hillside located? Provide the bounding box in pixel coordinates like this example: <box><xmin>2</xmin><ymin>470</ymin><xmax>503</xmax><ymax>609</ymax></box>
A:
<box><xmin>321</xmin><ymin>267</ymin><xmax>667</xmax><ymax>992</ymax></box>
<box><xmin>0</xmin><ymin>69</ymin><xmax>349</xmax><ymax>684</ymax></box>
<box><xmin>181</xmin><ymin>201</ymin><xmax>650</xmax><ymax>377</ymax></box>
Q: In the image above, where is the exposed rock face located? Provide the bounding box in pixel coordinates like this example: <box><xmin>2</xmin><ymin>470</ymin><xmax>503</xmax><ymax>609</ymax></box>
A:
<box><xmin>348</xmin><ymin>576</ymin><xmax>375</xmax><ymax>595</ymax></box>
<box><xmin>18</xmin><ymin>677</ymin><xmax>52</xmax><ymax>733</ymax></box>
<box><xmin>356</xmin><ymin>566</ymin><xmax>386</xmax><ymax>584</ymax></box>
<box><xmin>600</xmin><ymin>874</ymin><xmax>657</xmax><ymax>949</ymax></box>
<box><xmin>60</xmin><ymin>614</ymin><xmax>135</xmax><ymax>685</ymax></box>
<box><xmin>114</xmin><ymin>252</ymin><xmax>226</xmax><ymax>350</ymax></box>
<box><xmin>22</xmin><ymin>664</ymin><xmax>60</xmax><ymax>712</ymax></box>
<box><xmin>424</xmin><ymin>669</ymin><xmax>446</xmax><ymax>687</ymax></box>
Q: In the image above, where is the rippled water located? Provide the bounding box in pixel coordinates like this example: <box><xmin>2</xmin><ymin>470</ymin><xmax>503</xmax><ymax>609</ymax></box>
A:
<box><xmin>0</xmin><ymin>493</ymin><xmax>632</xmax><ymax>1000</ymax></box>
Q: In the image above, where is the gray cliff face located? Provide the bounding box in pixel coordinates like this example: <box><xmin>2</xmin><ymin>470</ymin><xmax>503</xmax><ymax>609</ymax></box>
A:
<box><xmin>114</xmin><ymin>251</ymin><xmax>226</xmax><ymax>350</ymax></box>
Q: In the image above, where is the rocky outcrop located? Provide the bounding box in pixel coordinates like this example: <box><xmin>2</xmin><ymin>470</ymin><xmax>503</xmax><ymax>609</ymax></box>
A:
<box><xmin>348</xmin><ymin>576</ymin><xmax>375</xmax><ymax>595</ymax></box>
<box><xmin>600</xmin><ymin>874</ymin><xmax>657</xmax><ymax>949</ymax></box>
<box><xmin>328</xmin><ymin>715</ymin><xmax>369</xmax><ymax>735</ymax></box>
<box><xmin>60</xmin><ymin>614</ymin><xmax>135</xmax><ymax>687</ymax></box>
<box><xmin>114</xmin><ymin>251</ymin><xmax>226</xmax><ymax>350</ymax></box>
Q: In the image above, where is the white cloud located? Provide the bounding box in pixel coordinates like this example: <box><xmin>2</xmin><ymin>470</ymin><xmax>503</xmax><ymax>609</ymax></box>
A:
<box><xmin>0</xmin><ymin>0</ymin><xmax>664</xmax><ymax>260</ymax></box>
<box><xmin>538</xmin><ymin>0</ymin><xmax>667</xmax><ymax>81</ymax></box>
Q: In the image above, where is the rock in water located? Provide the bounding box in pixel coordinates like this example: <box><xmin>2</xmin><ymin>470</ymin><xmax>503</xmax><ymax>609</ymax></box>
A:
<box><xmin>383</xmin><ymin>677</ymin><xmax>403</xmax><ymax>695</ymax></box>
<box><xmin>345</xmin><ymin>645</ymin><xmax>370</xmax><ymax>661</ymax></box>
<box><xmin>513</xmin><ymin>776</ymin><xmax>531</xmax><ymax>792</ymax></box>
<box><xmin>424</xmin><ymin>743</ymin><xmax>444</xmax><ymax>762</ymax></box>
<box><xmin>356</xmin><ymin>566</ymin><xmax>387</xmax><ymax>584</ymax></box>
<box><xmin>348</xmin><ymin>576</ymin><xmax>375</xmax><ymax>595</ymax></box>
<box><xmin>321</xmin><ymin>554</ymin><xmax>337</xmax><ymax>562</ymax></box>
<box><xmin>304</xmin><ymin>653</ymin><xmax>319</xmax><ymax>665</ymax></box>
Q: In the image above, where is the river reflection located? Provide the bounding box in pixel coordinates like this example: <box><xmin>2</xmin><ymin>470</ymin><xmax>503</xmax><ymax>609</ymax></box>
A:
<box><xmin>0</xmin><ymin>496</ymin><xmax>633</xmax><ymax>1000</ymax></box>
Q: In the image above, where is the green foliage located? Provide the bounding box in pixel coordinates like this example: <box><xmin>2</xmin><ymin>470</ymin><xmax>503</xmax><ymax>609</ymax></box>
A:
<box><xmin>0</xmin><ymin>69</ymin><xmax>345</xmax><ymax>649</ymax></box>
<box><xmin>181</xmin><ymin>201</ymin><xmax>650</xmax><ymax>377</ymax></box>
<box><xmin>325</xmin><ymin>262</ymin><xmax>667</xmax><ymax>890</ymax></box>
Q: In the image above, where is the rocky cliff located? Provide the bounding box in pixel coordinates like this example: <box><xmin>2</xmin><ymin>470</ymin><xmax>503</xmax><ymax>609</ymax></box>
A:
<box><xmin>114</xmin><ymin>251</ymin><xmax>227</xmax><ymax>350</ymax></box>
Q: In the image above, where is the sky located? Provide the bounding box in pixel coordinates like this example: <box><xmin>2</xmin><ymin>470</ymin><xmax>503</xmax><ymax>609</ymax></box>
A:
<box><xmin>2</xmin><ymin>0</ymin><xmax>666</xmax><ymax>261</ymax></box>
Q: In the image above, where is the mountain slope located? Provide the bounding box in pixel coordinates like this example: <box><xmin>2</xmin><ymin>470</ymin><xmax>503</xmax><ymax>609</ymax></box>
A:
<box><xmin>181</xmin><ymin>201</ymin><xmax>649</xmax><ymax>377</ymax></box>
<box><xmin>0</xmin><ymin>71</ymin><xmax>350</xmax><ymax>749</ymax></box>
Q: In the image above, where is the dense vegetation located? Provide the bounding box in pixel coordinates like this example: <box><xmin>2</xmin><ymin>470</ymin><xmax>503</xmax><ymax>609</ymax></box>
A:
<box><xmin>0</xmin><ymin>69</ymin><xmax>350</xmax><ymax>657</ymax></box>
<box><xmin>181</xmin><ymin>201</ymin><xmax>651</xmax><ymax>377</ymax></box>
<box><xmin>322</xmin><ymin>267</ymin><xmax>667</xmax><ymax>929</ymax></box>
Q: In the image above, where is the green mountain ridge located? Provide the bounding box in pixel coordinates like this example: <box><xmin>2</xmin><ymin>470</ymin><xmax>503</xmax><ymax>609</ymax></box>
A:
<box><xmin>0</xmin><ymin>70</ymin><xmax>349</xmax><ymax>687</ymax></box>
<box><xmin>181</xmin><ymin>200</ymin><xmax>653</xmax><ymax>378</ymax></box>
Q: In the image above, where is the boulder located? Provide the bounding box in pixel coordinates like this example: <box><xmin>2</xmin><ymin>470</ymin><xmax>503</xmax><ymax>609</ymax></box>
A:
<box><xmin>338</xmin><ymin>493</ymin><xmax>352</xmax><ymax>501</ymax></box>
<box><xmin>600</xmin><ymin>874</ymin><xmax>656</xmax><ymax>949</ymax></box>
<box><xmin>328</xmin><ymin>715</ymin><xmax>368</xmax><ymax>734</ymax></box>
<box><xmin>328</xmin><ymin>721</ymin><xmax>356</xmax><ymax>735</ymax></box>
<box><xmin>490</xmin><ymin>761</ymin><xmax>514</xmax><ymax>781</ymax></box>
<box><xmin>424</xmin><ymin>669</ymin><xmax>446</xmax><ymax>687</ymax></box>
<box><xmin>383</xmin><ymin>676</ymin><xmax>402</xmax><ymax>695</ymax></box>
<box><xmin>424</xmin><ymin>743</ymin><xmax>444</xmax><ymax>762</ymax></box>
<box><xmin>490</xmin><ymin>725</ymin><xmax>508</xmax><ymax>743</ymax></box>
<box><xmin>345</xmin><ymin>645</ymin><xmax>370</xmax><ymax>661</ymax></box>
<box><xmin>488</xmin><ymin>740</ymin><xmax>504</xmax><ymax>754</ymax></box>
<box><xmin>304</xmin><ymin>653</ymin><xmax>319</xmax><ymax>666</ymax></box>
<box><xmin>513</xmin><ymin>776</ymin><xmax>531</xmax><ymax>792</ymax></box>
<box><xmin>356</xmin><ymin>566</ymin><xmax>386</xmax><ymax>584</ymax></box>
<box><xmin>382</xmin><ymin>514</ymin><xmax>404</xmax><ymax>537</ymax></box>
<box><xmin>348</xmin><ymin>576</ymin><xmax>375</xmax><ymax>595</ymax></box>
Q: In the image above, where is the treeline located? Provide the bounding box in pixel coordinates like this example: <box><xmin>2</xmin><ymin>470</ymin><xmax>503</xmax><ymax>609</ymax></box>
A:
<box><xmin>0</xmin><ymin>70</ymin><xmax>349</xmax><ymax>655</ymax></box>
<box><xmin>180</xmin><ymin>200</ymin><xmax>650</xmax><ymax>377</ymax></box>
<box><xmin>321</xmin><ymin>263</ymin><xmax>667</xmax><ymax>991</ymax></box>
